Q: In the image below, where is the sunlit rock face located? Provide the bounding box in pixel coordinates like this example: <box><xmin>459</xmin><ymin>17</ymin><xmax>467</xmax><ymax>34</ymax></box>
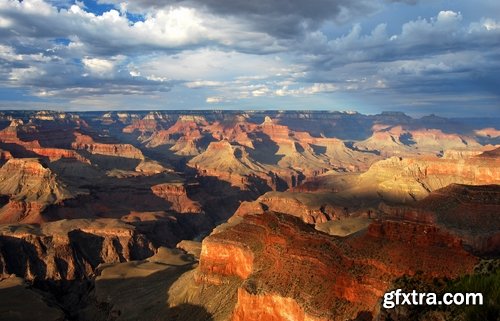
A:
<box><xmin>0</xmin><ymin>158</ymin><xmax>75</xmax><ymax>223</ymax></box>
<box><xmin>72</xmin><ymin>133</ymin><xmax>145</xmax><ymax>159</ymax></box>
<box><xmin>197</xmin><ymin>207</ymin><xmax>480</xmax><ymax>321</ymax></box>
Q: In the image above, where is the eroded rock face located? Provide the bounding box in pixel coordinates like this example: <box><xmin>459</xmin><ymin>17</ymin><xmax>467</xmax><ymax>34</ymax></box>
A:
<box><xmin>0</xmin><ymin>120</ymin><xmax>88</xmax><ymax>163</ymax></box>
<box><xmin>0</xmin><ymin>158</ymin><xmax>76</xmax><ymax>223</ymax></box>
<box><xmin>72</xmin><ymin>133</ymin><xmax>145</xmax><ymax>160</ymax></box>
<box><xmin>188</xmin><ymin>140</ymin><xmax>271</xmax><ymax>190</ymax></box>
<box><xmin>31</xmin><ymin>147</ymin><xmax>89</xmax><ymax>163</ymax></box>
<box><xmin>355</xmin><ymin>125</ymin><xmax>482</xmax><ymax>157</ymax></box>
<box><xmin>297</xmin><ymin>153</ymin><xmax>500</xmax><ymax>206</ymax></box>
<box><xmin>234</xmin><ymin>191</ymin><xmax>347</xmax><ymax>224</ymax></box>
<box><xmin>232</xmin><ymin>288</ymin><xmax>326</xmax><ymax>321</ymax></box>
<box><xmin>0</xmin><ymin>149</ymin><xmax>13</xmax><ymax>161</ymax></box>
<box><xmin>376</xmin><ymin>184</ymin><xmax>500</xmax><ymax>256</ymax></box>
<box><xmin>197</xmin><ymin>210</ymin><xmax>478</xmax><ymax>321</ymax></box>
<box><xmin>0</xmin><ymin>219</ymin><xmax>155</xmax><ymax>281</ymax></box>
<box><xmin>151</xmin><ymin>183</ymin><xmax>203</xmax><ymax>214</ymax></box>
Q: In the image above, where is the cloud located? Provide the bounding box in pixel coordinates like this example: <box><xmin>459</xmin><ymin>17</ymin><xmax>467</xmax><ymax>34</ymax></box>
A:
<box><xmin>206</xmin><ymin>96</ymin><xmax>225</xmax><ymax>103</ymax></box>
<box><xmin>82</xmin><ymin>56</ymin><xmax>124</xmax><ymax>77</ymax></box>
<box><xmin>276</xmin><ymin>83</ymin><xmax>339</xmax><ymax>96</ymax></box>
<box><xmin>0</xmin><ymin>0</ymin><xmax>283</xmax><ymax>56</ymax></box>
<box><xmin>0</xmin><ymin>0</ymin><xmax>499</xmax><ymax>115</ymax></box>
<box><xmin>302</xmin><ymin>11</ymin><xmax>500</xmax><ymax>88</ymax></box>
<box><xmin>98</xmin><ymin>0</ymin><xmax>377</xmax><ymax>38</ymax></box>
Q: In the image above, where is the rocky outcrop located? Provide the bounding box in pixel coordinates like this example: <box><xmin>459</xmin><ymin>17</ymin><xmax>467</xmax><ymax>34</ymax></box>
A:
<box><xmin>71</xmin><ymin>133</ymin><xmax>144</xmax><ymax>160</ymax></box>
<box><xmin>0</xmin><ymin>149</ymin><xmax>13</xmax><ymax>161</ymax></box>
<box><xmin>151</xmin><ymin>183</ymin><xmax>203</xmax><ymax>214</ymax></box>
<box><xmin>188</xmin><ymin>140</ymin><xmax>272</xmax><ymax>189</ymax></box>
<box><xmin>31</xmin><ymin>147</ymin><xmax>89</xmax><ymax>163</ymax></box>
<box><xmin>232</xmin><ymin>288</ymin><xmax>326</xmax><ymax>321</ymax></box>
<box><xmin>197</xmin><ymin>211</ymin><xmax>478</xmax><ymax>321</ymax></box>
<box><xmin>355</xmin><ymin>125</ymin><xmax>482</xmax><ymax>157</ymax></box>
<box><xmin>122</xmin><ymin>112</ymin><xmax>172</xmax><ymax>134</ymax></box>
<box><xmin>297</xmin><ymin>153</ymin><xmax>500</xmax><ymax>205</ymax></box>
<box><xmin>376</xmin><ymin>184</ymin><xmax>500</xmax><ymax>255</ymax></box>
<box><xmin>0</xmin><ymin>219</ymin><xmax>155</xmax><ymax>281</ymax></box>
<box><xmin>477</xmin><ymin>146</ymin><xmax>500</xmax><ymax>158</ymax></box>
<box><xmin>145</xmin><ymin>115</ymin><xmax>208</xmax><ymax>150</ymax></box>
<box><xmin>0</xmin><ymin>158</ymin><xmax>75</xmax><ymax>223</ymax></box>
<box><xmin>134</xmin><ymin>159</ymin><xmax>169</xmax><ymax>174</ymax></box>
<box><xmin>0</xmin><ymin>119</ymin><xmax>91</xmax><ymax>163</ymax></box>
<box><xmin>0</xmin><ymin>120</ymin><xmax>42</xmax><ymax>153</ymax></box>
<box><xmin>234</xmin><ymin>191</ymin><xmax>348</xmax><ymax>224</ymax></box>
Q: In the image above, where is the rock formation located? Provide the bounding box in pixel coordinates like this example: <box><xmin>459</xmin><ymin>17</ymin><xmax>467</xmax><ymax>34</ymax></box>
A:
<box><xmin>0</xmin><ymin>219</ymin><xmax>155</xmax><ymax>281</ymax></box>
<box><xmin>0</xmin><ymin>158</ymin><xmax>75</xmax><ymax>223</ymax></box>
<box><xmin>197</xmin><ymin>208</ymin><xmax>479</xmax><ymax>321</ymax></box>
<box><xmin>0</xmin><ymin>110</ymin><xmax>496</xmax><ymax>321</ymax></box>
<box><xmin>72</xmin><ymin>133</ymin><xmax>145</xmax><ymax>160</ymax></box>
<box><xmin>151</xmin><ymin>183</ymin><xmax>203</xmax><ymax>214</ymax></box>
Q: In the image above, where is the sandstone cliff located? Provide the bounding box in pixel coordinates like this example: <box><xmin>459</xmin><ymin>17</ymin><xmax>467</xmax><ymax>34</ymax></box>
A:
<box><xmin>0</xmin><ymin>158</ymin><xmax>75</xmax><ymax>223</ymax></box>
<box><xmin>72</xmin><ymin>133</ymin><xmax>145</xmax><ymax>160</ymax></box>
<box><xmin>0</xmin><ymin>219</ymin><xmax>155</xmax><ymax>281</ymax></box>
<box><xmin>197</xmin><ymin>210</ymin><xmax>478</xmax><ymax>321</ymax></box>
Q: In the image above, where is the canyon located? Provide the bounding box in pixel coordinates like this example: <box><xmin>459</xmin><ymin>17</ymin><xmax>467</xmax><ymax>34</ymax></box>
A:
<box><xmin>0</xmin><ymin>110</ymin><xmax>497</xmax><ymax>321</ymax></box>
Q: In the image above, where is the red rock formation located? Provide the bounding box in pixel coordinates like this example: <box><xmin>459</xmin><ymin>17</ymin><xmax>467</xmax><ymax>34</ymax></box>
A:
<box><xmin>0</xmin><ymin>120</ymin><xmax>92</xmax><ymax>163</ymax></box>
<box><xmin>122</xmin><ymin>112</ymin><xmax>173</xmax><ymax>134</ymax></box>
<box><xmin>0</xmin><ymin>120</ymin><xmax>42</xmax><ymax>151</ymax></box>
<box><xmin>297</xmin><ymin>153</ymin><xmax>500</xmax><ymax>205</ymax></box>
<box><xmin>232</xmin><ymin>288</ymin><xmax>326</xmax><ymax>321</ymax></box>
<box><xmin>205</xmin><ymin>115</ymin><xmax>258</xmax><ymax>149</ymax></box>
<box><xmin>146</xmin><ymin>115</ymin><xmax>208</xmax><ymax>150</ymax></box>
<box><xmin>198</xmin><ymin>211</ymin><xmax>478</xmax><ymax>321</ymax></box>
<box><xmin>0</xmin><ymin>200</ymin><xmax>46</xmax><ymax>224</ymax></box>
<box><xmin>188</xmin><ymin>140</ymin><xmax>271</xmax><ymax>189</ymax></box>
<box><xmin>0</xmin><ymin>158</ymin><xmax>75</xmax><ymax>223</ymax></box>
<box><xmin>151</xmin><ymin>183</ymin><xmax>202</xmax><ymax>213</ymax></box>
<box><xmin>477</xmin><ymin>146</ymin><xmax>500</xmax><ymax>158</ymax></box>
<box><xmin>72</xmin><ymin>132</ymin><xmax>144</xmax><ymax>159</ymax></box>
<box><xmin>377</xmin><ymin>184</ymin><xmax>500</xmax><ymax>255</ymax></box>
<box><xmin>199</xmin><ymin>238</ymin><xmax>254</xmax><ymax>282</ymax></box>
<box><xmin>355</xmin><ymin>125</ymin><xmax>482</xmax><ymax>157</ymax></box>
<box><xmin>0</xmin><ymin>149</ymin><xmax>12</xmax><ymax>161</ymax></box>
<box><xmin>0</xmin><ymin>219</ymin><xmax>155</xmax><ymax>281</ymax></box>
<box><xmin>234</xmin><ymin>191</ymin><xmax>346</xmax><ymax>224</ymax></box>
<box><xmin>31</xmin><ymin>147</ymin><xmax>89</xmax><ymax>163</ymax></box>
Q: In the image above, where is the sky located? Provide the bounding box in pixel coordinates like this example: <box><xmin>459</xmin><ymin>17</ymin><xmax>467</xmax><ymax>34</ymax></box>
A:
<box><xmin>0</xmin><ymin>0</ymin><xmax>499</xmax><ymax>116</ymax></box>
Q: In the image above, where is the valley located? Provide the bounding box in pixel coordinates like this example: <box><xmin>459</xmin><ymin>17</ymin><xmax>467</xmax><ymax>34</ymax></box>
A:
<box><xmin>0</xmin><ymin>110</ymin><xmax>498</xmax><ymax>321</ymax></box>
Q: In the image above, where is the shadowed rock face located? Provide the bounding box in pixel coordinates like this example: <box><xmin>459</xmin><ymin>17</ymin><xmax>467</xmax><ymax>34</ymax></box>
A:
<box><xmin>0</xmin><ymin>219</ymin><xmax>155</xmax><ymax>281</ymax></box>
<box><xmin>375</xmin><ymin>184</ymin><xmax>500</xmax><ymax>256</ymax></box>
<box><xmin>0</xmin><ymin>276</ymin><xmax>65</xmax><ymax>321</ymax></box>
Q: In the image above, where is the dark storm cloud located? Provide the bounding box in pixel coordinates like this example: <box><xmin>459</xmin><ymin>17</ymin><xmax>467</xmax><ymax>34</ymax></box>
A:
<box><xmin>100</xmin><ymin>0</ymin><xmax>379</xmax><ymax>38</ymax></box>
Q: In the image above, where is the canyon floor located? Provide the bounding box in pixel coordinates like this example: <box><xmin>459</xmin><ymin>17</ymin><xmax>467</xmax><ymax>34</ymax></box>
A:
<box><xmin>0</xmin><ymin>110</ymin><xmax>498</xmax><ymax>321</ymax></box>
